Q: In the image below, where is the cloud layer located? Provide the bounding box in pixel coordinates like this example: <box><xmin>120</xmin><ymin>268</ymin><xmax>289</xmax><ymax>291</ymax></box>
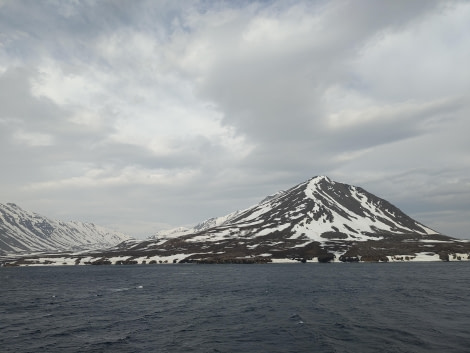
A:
<box><xmin>1</xmin><ymin>0</ymin><xmax>469</xmax><ymax>238</ymax></box>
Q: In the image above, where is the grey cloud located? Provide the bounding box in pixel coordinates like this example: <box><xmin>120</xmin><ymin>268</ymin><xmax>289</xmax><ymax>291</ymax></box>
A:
<box><xmin>190</xmin><ymin>0</ymin><xmax>447</xmax><ymax>146</ymax></box>
<box><xmin>0</xmin><ymin>67</ymin><xmax>63</xmax><ymax>124</ymax></box>
<box><xmin>0</xmin><ymin>66</ymin><xmax>185</xmax><ymax>184</ymax></box>
<box><xmin>0</xmin><ymin>0</ymin><xmax>195</xmax><ymax>71</ymax></box>
<box><xmin>323</xmin><ymin>97</ymin><xmax>465</xmax><ymax>152</ymax></box>
<box><xmin>93</xmin><ymin>135</ymin><xmax>227</xmax><ymax>171</ymax></box>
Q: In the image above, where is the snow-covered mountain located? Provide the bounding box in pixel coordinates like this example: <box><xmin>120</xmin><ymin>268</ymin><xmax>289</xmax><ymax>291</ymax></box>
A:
<box><xmin>0</xmin><ymin>203</ymin><xmax>131</xmax><ymax>256</ymax></box>
<box><xmin>100</xmin><ymin>175</ymin><xmax>467</xmax><ymax>264</ymax></box>
<box><xmin>170</xmin><ymin>175</ymin><xmax>437</xmax><ymax>243</ymax></box>
<box><xmin>4</xmin><ymin>176</ymin><xmax>469</xmax><ymax>265</ymax></box>
<box><xmin>149</xmin><ymin>209</ymin><xmax>245</xmax><ymax>240</ymax></box>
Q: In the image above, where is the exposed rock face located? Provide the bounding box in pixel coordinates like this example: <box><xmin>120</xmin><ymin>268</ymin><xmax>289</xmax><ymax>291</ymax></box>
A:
<box><xmin>317</xmin><ymin>253</ymin><xmax>335</xmax><ymax>263</ymax></box>
<box><xmin>439</xmin><ymin>252</ymin><xmax>450</xmax><ymax>262</ymax></box>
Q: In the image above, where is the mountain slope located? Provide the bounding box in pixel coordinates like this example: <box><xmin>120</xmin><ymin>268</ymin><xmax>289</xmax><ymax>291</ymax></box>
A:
<box><xmin>0</xmin><ymin>203</ymin><xmax>131</xmax><ymax>256</ymax></box>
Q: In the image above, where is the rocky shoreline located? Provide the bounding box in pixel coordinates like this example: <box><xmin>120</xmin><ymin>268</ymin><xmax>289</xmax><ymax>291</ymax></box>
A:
<box><xmin>2</xmin><ymin>246</ymin><xmax>470</xmax><ymax>267</ymax></box>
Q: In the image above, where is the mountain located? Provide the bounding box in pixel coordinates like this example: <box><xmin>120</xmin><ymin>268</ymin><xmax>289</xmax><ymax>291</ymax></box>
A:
<box><xmin>0</xmin><ymin>203</ymin><xmax>131</xmax><ymax>256</ymax></box>
<box><xmin>133</xmin><ymin>175</ymin><xmax>466</xmax><ymax>263</ymax></box>
<box><xmin>163</xmin><ymin>175</ymin><xmax>438</xmax><ymax>242</ymax></box>
<box><xmin>148</xmin><ymin>209</ymin><xmax>245</xmax><ymax>240</ymax></box>
<box><xmin>4</xmin><ymin>176</ymin><xmax>470</xmax><ymax>265</ymax></box>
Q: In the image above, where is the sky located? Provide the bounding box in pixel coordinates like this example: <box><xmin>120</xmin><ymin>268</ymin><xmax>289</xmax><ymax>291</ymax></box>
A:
<box><xmin>1</xmin><ymin>0</ymin><xmax>469</xmax><ymax>239</ymax></box>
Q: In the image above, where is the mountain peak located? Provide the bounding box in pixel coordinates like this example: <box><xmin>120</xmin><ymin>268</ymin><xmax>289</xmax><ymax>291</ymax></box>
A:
<box><xmin>310</xmin><ymin>175</ymin><xmax>332</xmax><ymax>183</ymax></box>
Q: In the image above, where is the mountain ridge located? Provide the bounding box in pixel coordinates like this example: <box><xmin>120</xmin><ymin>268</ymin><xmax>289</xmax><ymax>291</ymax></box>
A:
<box><xmin>0</xmin><ymin>202</ymin><xmax>131</xmax><ymax>256</ymax></box>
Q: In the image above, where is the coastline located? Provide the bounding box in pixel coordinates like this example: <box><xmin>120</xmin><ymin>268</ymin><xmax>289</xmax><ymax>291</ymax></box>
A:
<box><xmin>2</xmin><ymin>251</ymin><xmax>470</xmax><ymax>267</ymax></box>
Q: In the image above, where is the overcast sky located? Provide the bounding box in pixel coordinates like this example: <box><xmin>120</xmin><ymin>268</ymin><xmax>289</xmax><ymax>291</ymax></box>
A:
<box><xmin>1</xmin><ymin>0</ymin><xmax>469</xmax><ymax>239</ymax></box>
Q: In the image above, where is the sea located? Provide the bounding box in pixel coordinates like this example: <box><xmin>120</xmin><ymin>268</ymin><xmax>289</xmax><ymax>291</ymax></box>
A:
<box><xmin>1</xmin><ymin>262</ymin><xmax>469</xmax><ymax>353</ymax></box>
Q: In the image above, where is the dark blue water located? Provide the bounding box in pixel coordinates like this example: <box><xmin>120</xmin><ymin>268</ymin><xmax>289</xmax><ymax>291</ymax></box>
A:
<box><xmin>1</xmin><ymin>263</ymin><xmax>469</xmax><ymax>353</ymax></box>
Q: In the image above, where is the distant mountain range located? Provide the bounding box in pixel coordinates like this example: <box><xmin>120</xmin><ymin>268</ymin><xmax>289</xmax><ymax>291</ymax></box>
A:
<box><xmin>0</xmin><ymin>203</ymin><xmax>130</xmax><ymax>256</ymax></box>
<box><xmin>2</xmin><ymin>176</ymin><xmax>470</xmax><ymax>265</ymax></box>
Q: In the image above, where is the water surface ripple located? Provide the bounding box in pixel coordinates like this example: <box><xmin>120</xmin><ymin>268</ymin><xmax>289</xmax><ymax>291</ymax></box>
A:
<box><xmin>1</xmin><ymin>262</ymin><xmax>469</xmax><ymax>352</ymax></box>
